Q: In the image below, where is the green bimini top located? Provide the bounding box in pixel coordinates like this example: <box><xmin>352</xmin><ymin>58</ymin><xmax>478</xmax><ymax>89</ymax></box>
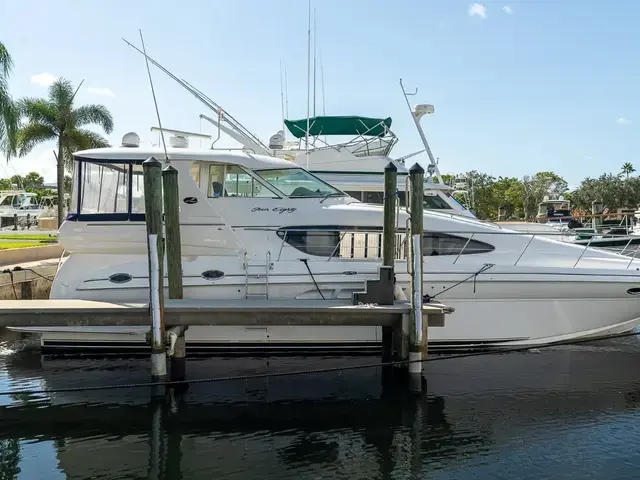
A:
<box><xmin>284</xmin><ymin>115</ymin><xmax>393</xmax><ymax>138</ymax></box>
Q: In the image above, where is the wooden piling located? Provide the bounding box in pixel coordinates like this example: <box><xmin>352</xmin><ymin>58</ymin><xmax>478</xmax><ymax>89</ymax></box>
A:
<box><xmin>408</xmin><ymin>163</ymin><xmax>425</xmax><ymax>392</ymax></box>
<box><xmin>162</xmin><ymin>165</ymin><xmax>184</xmax><ymax>300</ymax></box>
<box><xmin>162</xmin><ymin>164</ymin><xmax>186</xmax><ymax>383</ymax></box>
<box><xmin>143</xmin><ymin>157</ymin><xmax>167</xmax><ymax>382</ymax></box>
<box><xmin>592</xmin><ymin>200</ymin><xmax>603</xmax><ymax>230</ymax></box>
<box><xmin>382</xmin><ymin>162</ymin><xmax>398</xmax><ymax>268</ymax></box>
<box><xmin>382</xmin><ymin>162</ymin><xmax>398</xmax><ymax>365</ymax></box>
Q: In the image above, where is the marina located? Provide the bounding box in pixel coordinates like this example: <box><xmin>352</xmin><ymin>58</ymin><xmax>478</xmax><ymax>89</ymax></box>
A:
<box><xmin>3</xmin><ymin>1</ymin><xmax>640</xmax><ymax>478</ymax></box>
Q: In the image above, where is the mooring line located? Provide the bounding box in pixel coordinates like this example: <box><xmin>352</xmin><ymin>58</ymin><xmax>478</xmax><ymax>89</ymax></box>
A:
<box><xmin>0</xmin><ymin>330</ymin><xmax>639</xmax><ymax>397</ymax></box>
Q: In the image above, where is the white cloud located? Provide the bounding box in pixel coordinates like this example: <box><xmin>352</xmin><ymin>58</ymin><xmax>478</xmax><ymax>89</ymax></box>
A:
<box><xmin>6</xmin><ymin>147</ymin><xmax>57</xmax><ymax>183</ymax></box>
<box><xmin>87</xmin><ymin>86</ymin><xmax>115</xmax><ymax>98</ymax></box>
<box><xmin>468</xmin><ymin>3</ymin><xmax>487</xmax><ymax>18</ymax></box>
<box><xmin>503</xmin><ymin>5</ymin><xmax>513</xmax><ymax>14</ymax></box>
<box><xmin>30</xmin><ymin>72</ymin><xmax>57</xmax><ymax>87</ymax></box>
<box><xmin>617</xmin><ymin>117</ymin><xmax>631</xmax><ymax>125</ymax></box>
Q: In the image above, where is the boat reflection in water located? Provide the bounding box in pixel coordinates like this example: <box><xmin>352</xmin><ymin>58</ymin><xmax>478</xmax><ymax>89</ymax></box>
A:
<box><xmin>3</xmin><ymin>340</ymin><xmax>640</xmax><ymax>479</ymax></box>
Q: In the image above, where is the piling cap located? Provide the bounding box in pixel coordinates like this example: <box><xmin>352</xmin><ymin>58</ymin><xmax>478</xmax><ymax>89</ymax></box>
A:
<box><xmin>409</xmin><ymin>163</ymin><xmax>425</xmax><ymax>174</ymax></box>
<box><xmin>384</xmin><ymin>162</ymin><xmax>398</xmax><ymax>172</ymax></box>
<box><xmin>143</xmin><ymin>156</ymin><xmax>162</xmax><ymax>167</ymax></box>
<box><xmin>162</xmin><ymin>164</ymin><xmax>178</xmax><ymax>174</ymax></box>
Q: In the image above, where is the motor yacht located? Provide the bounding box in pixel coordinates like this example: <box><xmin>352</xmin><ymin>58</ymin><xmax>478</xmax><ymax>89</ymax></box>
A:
<box><xmin>9</xmin><ymin>134</ymin><xmax>640</xmax><ymax>353</ymax></box>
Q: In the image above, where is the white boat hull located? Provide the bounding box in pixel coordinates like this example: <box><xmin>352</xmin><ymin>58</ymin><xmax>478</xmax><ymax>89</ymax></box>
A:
<box><xmin>14</xmin><ymin>253</ymin><xmax>640</xmax><ymax>353</ymax></box>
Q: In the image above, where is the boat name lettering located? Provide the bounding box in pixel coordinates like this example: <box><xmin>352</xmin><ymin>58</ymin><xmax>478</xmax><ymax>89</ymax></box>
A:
<box><xmin>250</xmin><ymin>207</ymin><xmax>297</xmax><ymax>214</ymax></box>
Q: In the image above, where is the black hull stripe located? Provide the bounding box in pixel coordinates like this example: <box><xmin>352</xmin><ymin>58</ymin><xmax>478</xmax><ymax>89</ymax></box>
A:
<box><xmin>40</xmin><ymin>339</ymin><xmax>522</xmax><ymax>356</ymax></box>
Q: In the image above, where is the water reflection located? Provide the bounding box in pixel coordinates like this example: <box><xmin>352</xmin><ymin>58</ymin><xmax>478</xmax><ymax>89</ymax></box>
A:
<box><xmin>2</xmin><ymin>339</ymin><xmax>640</xmax><ymax>478</ymax></box>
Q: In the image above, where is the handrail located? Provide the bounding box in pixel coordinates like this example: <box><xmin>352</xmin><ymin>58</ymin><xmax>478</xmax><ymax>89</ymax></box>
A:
<box><xmin>626</xmin><ymin>244</ymin><xmax>640</xmax><ymax>270</ymax></box>
<box><xmin>573</xmin><ymin>235</ymin><xmax>595</xmax><ymax>268</ymax></box>
<box><xmin>266</xmin><ymin>226</ymin><xmax>640</xmax><ymax>269</ymax></box>
<box><xmin>453</xmin><ymin>233</ymin><xmax>474</xmax><ymax>265</ymax></box>
<box><xmin>513</xmin><ymin>234</ymin><xmax>536</xmax><ymax>267</ymax></box>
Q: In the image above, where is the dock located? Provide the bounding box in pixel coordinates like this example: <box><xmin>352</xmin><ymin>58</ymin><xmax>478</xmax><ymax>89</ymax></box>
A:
<box><xmin>0</xmin><ymin>299</ymin><xmax>449</xmax><ymax>327</ymax></box>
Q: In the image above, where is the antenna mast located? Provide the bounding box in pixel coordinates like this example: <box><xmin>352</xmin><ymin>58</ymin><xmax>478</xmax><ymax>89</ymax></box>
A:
<box><xmin>313</xmin><ymin>8</ymin><xmax>317</xmax><ymax>118</ymax></box>
<box><xmin>284</xmin><ymin>67</ymin><xmax>289</xmax><ymax>119</ymax></box>
<box><xmin>139</xmin><ymin>30</ymin><xmax>169</xmax><ymax>164</ymax></box>
<box><xmin>320</xmin><ymin>51</ymin><xmax>326</xmax><ymax>115</ymax></box>
<box><xmin>400</xmin><ymin>78</ymin><xmax>443</xmax><ymax>184</ymax></box>
<box><xmin>279</xmin><ymin>58</ymin><xmax>286</xmax><ymax>134</ymax></box>
<box><xmin>305</xmin><ymin>0</ymin><xmax>312</xmax><ymax>167</ymax></box>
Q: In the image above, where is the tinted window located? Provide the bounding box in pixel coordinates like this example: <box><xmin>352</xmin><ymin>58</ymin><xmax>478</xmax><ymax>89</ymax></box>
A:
<box><xmin>424</xmin><ymin>232</ymin><xmax>494</xmax><ymax>256</ymax></box>
<box><xmin>277</xmin><ymin>230</ymin><xmax>340</xmax><ymax>257</ymax></box>
<box><xmin>397</xmin><ymin>192</ymin><xmax>452</xmax><ymax>210</ymax></box>
<box><xmin>345</xmin><ymin>191</ymin><xmax>363</xmax><ymax>201</ymax></box>
<box><xmin>363</xmin><ymin>192</ymin><xmax>384</xmax><ymax>204</ymax></box>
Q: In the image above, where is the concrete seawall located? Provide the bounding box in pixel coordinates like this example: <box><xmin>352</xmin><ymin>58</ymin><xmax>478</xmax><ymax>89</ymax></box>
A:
<box><xmin>0</xmin><ymin>258</ymin><xmax>59</xmax><ymax>300</ymax></box>
<box><xmin>0</xmin><ymin>244</ymin><xmax>63</xmax><ymax>267</ymax></box>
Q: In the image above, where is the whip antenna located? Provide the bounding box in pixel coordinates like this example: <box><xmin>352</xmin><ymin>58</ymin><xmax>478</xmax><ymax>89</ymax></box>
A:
<box><xmin>139</xmin><ymin>29</ymin><xmax>169</xmax><ymax>164</ymax></box>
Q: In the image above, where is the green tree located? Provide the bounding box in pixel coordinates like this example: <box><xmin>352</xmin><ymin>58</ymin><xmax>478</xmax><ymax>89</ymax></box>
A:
<box><xmin>621</xmin><ymin>162</ymin><xmax>635</xmax><ymax>180</ymax></box>
<box><xmin>0</xmin><ymin>41</ymin><xmax>18</xmax><ymax>158</ymax></box>
<box><xmin>492</xmin><ymin>176</ymin><xmax>524</xmax><ymax>219</ymax></box>
<box><xmin>522</xmin><ymin>171</ymin><xmax>568</xmax><ymax>219</ymax></box>
<box><xmin>17</xmin><ymin>78</ymin><xmax>113</xmax><ymax>225</ymax></box>
<box><xmin>22</xmin><ymin>171</ymin><xmax>44</xmax><ymax>188</ymax></box>
<box><xmin>571</xmin><ymin>173</ymin><xmax>637</xmax><ymax>210</ymax></box>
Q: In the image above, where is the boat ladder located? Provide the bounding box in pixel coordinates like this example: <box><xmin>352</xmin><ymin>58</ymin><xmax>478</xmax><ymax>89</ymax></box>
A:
<box><xmin>244</xmin><ymin>251</ymin><xmax>272</xmax><ymax>299</ymax></box>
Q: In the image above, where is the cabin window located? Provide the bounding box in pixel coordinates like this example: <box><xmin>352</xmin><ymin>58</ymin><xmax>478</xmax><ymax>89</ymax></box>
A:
<box><xmin>208</xmin><ymin>165</ymin><xmax>226</xmax><ymax>198</ymax></box>
<box><xmin>208</xmin><ymin>164</ymin><xmax>279</xmax><ymax>198</ymax></box>
<box><xmin>424</xmin><ymin>195</ymin><xmax>453</xmax><ymax>210</ymax></box>
<box><xmin>397</xmin><ymin>192</ymin><xmax>452</xmax><ymax>210</ymax></box>
<box><xmin>131</xmin><ymin>166</ymin><xmax>145</xmax><ymax>213</ymax></box>
<box><xmin>190</xmin><ymin>163</ymin><xmax>201</xmax><ymax>187</ymax></box>
<box><xmin>255</xmin><ymin>168</ymin><xmax>343</xmax><ymax>198</ymax></box>
<box><xmin>224</xmin><ymin>165</ymin><xmax>278</xmax><ymax>197</ymax></box>
<box><xmin>80</xmin><ymin>162</ymin><xmax>128</xmax><ymax>214</ymax></box>
<box><xmin>363</xmin><ymin>192</ymin><xmax>384</xmax><ymax>204</ymax></box>
<box><xmin>424</xmin><ymin>232</ymin><xmax>494</xmax><ymax>256</ymax></box>
<box><xmin>345</xmin><ymin>191</ymin><xmax>363</xmax><ymax>201</ymax></box>
<box><xmin>0</xmin><ymin>195</ymin><xmax>14</xmax><ymax>207</ymax></box>
<box><xmin>277</xmin><ymin>229</ymin><xmax>341</xmax><ymax>257</ymax></box>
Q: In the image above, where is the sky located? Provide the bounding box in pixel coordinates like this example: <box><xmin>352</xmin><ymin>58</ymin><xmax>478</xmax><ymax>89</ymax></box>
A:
<box><xmin>0</xmin><ymin>0</ymin><xmax>639</xmax><ymax>187</ymax></box>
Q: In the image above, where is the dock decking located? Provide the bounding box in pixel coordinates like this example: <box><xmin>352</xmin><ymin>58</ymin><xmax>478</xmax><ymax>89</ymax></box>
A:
<box><xmin>0</xmin><ymin>299</ymin><xmax>449</xmax><ymax>328</ymax></box>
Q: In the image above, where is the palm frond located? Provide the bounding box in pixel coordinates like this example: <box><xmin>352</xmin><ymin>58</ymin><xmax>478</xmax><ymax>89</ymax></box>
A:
<box><xmin>17</xmin><ymin>122</ymin><xmax>56</xmax><ymax>157</ymax></box>
<box><xmin>63</xmin><ymin>129</ymin><xmax>110</xmax><ymax>171</ymax></box>
<box><xmin>73</xmin><ymin>104</ymin><xmax>114</xmax><ymax>134</ymax></box>
<box><xmin>65</xmin><ymin>128</ymin><xmax>110</xmax><ymax>151</ymax></box>
<box><xmin>0</xmin><ymin>42</ymin><xmax>13</xmax><ymax>79</ymax></box>
<box><xmin>48</xmin><ymin>78</ymin><xmax>75</xmax><ymax>111</ymax></box>
<box><xmin>17</xmin><ymin>98</ymin><xmax>58</xmax><ymax>131</ymax></box>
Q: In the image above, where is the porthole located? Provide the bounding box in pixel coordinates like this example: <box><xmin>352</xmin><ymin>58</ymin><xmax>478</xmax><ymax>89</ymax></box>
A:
<box><xmin>202</xmin><ymin>270</ymin><xmax>225</xmax><ymax>281</ymax></box>
<box><xmin>109</xmin><ymin>273</ymin><xmax>132</xmax><ymax>284</ymax></box>
<box><xmin>627</xmin><ymin>287</ymin><xmax>640</xmax><ymax>295</ymax></box>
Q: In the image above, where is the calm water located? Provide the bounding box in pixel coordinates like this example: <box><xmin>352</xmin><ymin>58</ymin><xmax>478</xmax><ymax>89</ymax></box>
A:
<box><xmin>3</xmin><ymin>331</ymin><xmax>640</xmax><ymax>479</ymax></box>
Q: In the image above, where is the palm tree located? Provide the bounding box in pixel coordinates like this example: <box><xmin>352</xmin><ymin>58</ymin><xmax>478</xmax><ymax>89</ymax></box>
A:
<box><xmin>621</xmin><ymin>162</ymin><xmax>635</xmax><ymax>180</ymax></box>
<box><xmin>17</xmin><ymin>78</ymin><xmax>113</xmax><ymax>225</ymax></box>
<box><xmin>0</xmin><ymin>41</ymin><xmax>18</xmax><ymax>159</ymax></box>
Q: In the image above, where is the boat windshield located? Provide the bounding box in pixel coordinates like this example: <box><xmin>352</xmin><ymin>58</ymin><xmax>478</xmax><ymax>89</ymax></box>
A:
<box><xmin>445</xmin><ymin>192</ymin><xmax>473</xmax><ymax>214</ymax></box>
<box><xmin>255</xmin><ymin>168</ymin><xmax>344</xmax><ymax>198</ymax></box>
